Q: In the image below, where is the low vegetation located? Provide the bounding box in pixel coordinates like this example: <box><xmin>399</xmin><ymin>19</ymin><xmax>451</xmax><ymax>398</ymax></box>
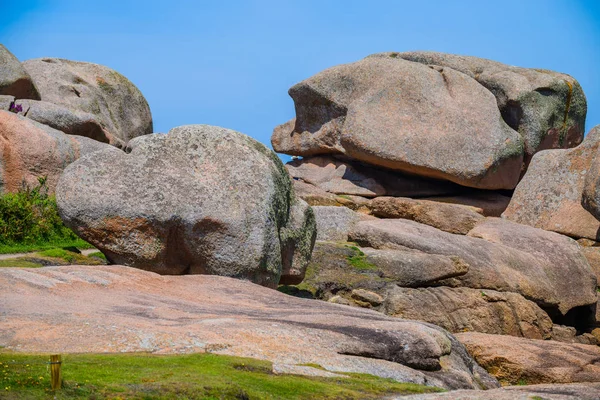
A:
<box><xmin>0</xmin><ymin>352</ymin><xmax>442</xmax><ymax>399</ymax></box>
<box><xmin>0</xmin><ymin>178</ymin><xmax>91</xmax><ymax>254</ymax></box>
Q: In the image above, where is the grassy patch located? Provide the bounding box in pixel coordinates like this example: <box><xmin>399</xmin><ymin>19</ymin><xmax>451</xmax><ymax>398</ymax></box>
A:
<box><xmin>0</xmin><ymin>259</ymin><xmax>43</xmax><ymax>268</ymax></box>
<box><xmin>0</xmin><ymin>178</ymin><xmax>91</xmax><ymax>255</ymax></box>
<box><xmin>87</xmin><ymin>251</ymin><xmax>106</xmax><ymax>261</ymax></box>
<box><xmin>0</xmin><ymin>352</ymin><xmax>441</xmax><ymax>399</ymax></box>
<box><xmin>345</xmin><ymin>245</ymin><xmax>377</xmax><ymax>271</ymax></box>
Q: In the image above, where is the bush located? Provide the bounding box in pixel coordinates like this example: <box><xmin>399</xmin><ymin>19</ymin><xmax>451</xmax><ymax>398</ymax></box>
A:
<box><xmin>0</xmin><ymin>177</ymin><xmax>80</xmax><ymax>247</ymax></box>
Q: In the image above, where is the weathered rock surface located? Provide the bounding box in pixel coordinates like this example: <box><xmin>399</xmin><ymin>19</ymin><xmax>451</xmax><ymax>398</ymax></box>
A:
<box><xmin>272</xmin><ymin>56</ymin><xmax>523</xmax><ymax>190</ymax></box>
<box><xmin>23</xmin><ymin>58</ymin><xmax>152</xmax><ymax>146</ymax></box>
<box><xmin>287</xmin><ymin>155</ymin><xmax>461</xmax><ymax>197</ymax></box>
<box><xmin>422</xmin><ymin>191</ymin><xmax>512</xmax><ymax>217</ymax></box>
<box><xmin>0</xmin><ymin>110</ymin><xmax>111</xmax><ymax>193</ymax></box>
<box><xmin>57</xmin><ymin>125</ymin><xmax>316</xmax><ymax>288</ymax></box>
<box><xmin>349</xmin><ymin>218</ymin><xmax>597</xmax><ymax>316</ymax></box>
<box><xmin>367</xmin><ymin>196</ymin><xmax>484</xmax><ymax>235</ymax></box>
<box><xmin>504</xmin><ymin>125</ymin><xmax>600</xmax><ymax>240</ymax></box>
<box><xmin>582</xmin><ymin>137</ymin><xmax>600</xmax><ymax>224</ymax></box>
<box><xmin>0</xmin><ymin>265</ymin><xmax>500</xmax><ymax>390</ymax></box>
<box><xmin>12</xmin><ymin>99</ymin><xmax>113</xmax><ymax>144</ymax></box>
<box><xmin>0</xmin><ymin>45</ymin><xmax>39</xmax><ymax>100</ymax></box>
<box><xmin>457</xmin><ymin>332</ymin><xmax>600</xmax><ymax>385</ymax></box>
<box><xmin>295</xmin><ymin>242</ymin><xmax>552</xmax><ymax>339</ymax></box>
<box><xmin>402</xmin><ymin>383</ymin><xmax>600</xmax><ymax>400</ymax></box>
<box><xmin>389</xmin><ymin>51</ymin><xmax>587</xmax><ymax>162</ymax></box>
<box><xmin>384</xmin><ymin>287</ymin><xmax>553</xmax><ymax>340</ymax></box>
<box><xmin>312</xmin><ymin>205</ymin><xmax>363</xmax><ymax>241</ymax></box>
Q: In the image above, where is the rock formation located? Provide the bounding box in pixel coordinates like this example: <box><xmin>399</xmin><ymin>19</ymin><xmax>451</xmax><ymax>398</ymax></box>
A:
<box><xmin>56</xmin><ymin>125</ymin><xmax>316</xmax><ymax>288</ymax></box>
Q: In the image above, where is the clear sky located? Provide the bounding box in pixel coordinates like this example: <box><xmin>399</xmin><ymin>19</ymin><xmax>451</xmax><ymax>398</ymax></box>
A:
<box><xmin>1</xmin><ymin>0</ymin><xmax>599</xmax><ymax>151</ymax></box>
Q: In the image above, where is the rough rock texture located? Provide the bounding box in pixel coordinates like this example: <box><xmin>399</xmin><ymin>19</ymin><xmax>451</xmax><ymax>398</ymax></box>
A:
<box><xmin>401</xmin><ymin>383</ymin><xmax>600</xmax><ymax>400</ymax></box>
<box><xmin>272</xmin><ymin>56</ymin><xmax>523</xmax><ymax>190</ymax></box>
<box><xmin>312</xmin><ymin>205</ymin><xmax>363</xmax><ymax>241</ymax></box>
<box><xmin>422</xmin><ymin>191</ymin><xmax>512</xmax><ymax>217</ymax></box>
<box><xmin>349</xmin><ymin>218</ymin><xmax>597</xmax><ymax>316</ymax></box>
<box><xmin>23</xmin><ymin>58</ymin><xmax>152</xmax><ymax>146</ymax></box>
<box><xmin>504</xmin><ymin>125</ymin><xmax>600</xmax><ymax>240</ymax></box>
<box><xmin>0</xmin><ymin>95</ymin><xmax>15</xmax><ymax>110</ymax></box>
<box><xmin>12</xmin><ymin>99</ymin><xmax>113</xmax><ymax>144</ymax></box>
<box><xmin>295</xmin><ymin>242</ymin><xmax>552</xmax><ymax>339</ymax></box>
<box><xmin>0</xmin><ymin>265</ymin><xmax>500</xmax><ymax>390</ymax></box>
<box><xmin>287</xmin><ymin>155</ymin><xmax>462</xmax><ymax>197</ymax></box>
<box><xmin>0</xmin><ymin>45</ymin><xmax>39</xmax><ymax>100</ymax></box>
<box><xmin>582</xmin><ymin>136</ymin><xmax>600</xmax><ymax>223</ymax></box>
<box><xmin>384</xmin><ymin>287</ymin><xmax>553</xmax><ymax>340</ymax></box>
<box><xmin>57</xmin><ymin>126</ymin><xmax>316</xmax><ymax>288</ymax></box>
<box><xmin>0</xmin><ymin>110</ymin><xmax>111</xmax><ymax>193</ymax></box>
<box><xmin>389</xmin><ymin>51</ymin><xmax>587</xmax><ymax>163</ymax></box>
<box><xmin>367</xmin><ymin>196</ymin><xmax>484</xmax><ymax>235</ymax></box>
<box><xmin>457</xmin><ymin>332</ymin><xmax>600</xmax><ymax>385</ymax></box>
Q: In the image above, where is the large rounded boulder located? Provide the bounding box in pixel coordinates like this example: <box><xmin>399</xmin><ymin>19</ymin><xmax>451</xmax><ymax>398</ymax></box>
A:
<box><xmin>56</xmin><ymin>125</ymin><xmax>316</xmax><ymax>288</ymax></box>
<box><xmin>23</xmin><ymin>58</ymin><xmax>153</xmax><ymax>147</ymax></box>
<box><xmin>0</xmin><ymin>44</ymin><xmax>39</xmax><ymax>100</ymax></box>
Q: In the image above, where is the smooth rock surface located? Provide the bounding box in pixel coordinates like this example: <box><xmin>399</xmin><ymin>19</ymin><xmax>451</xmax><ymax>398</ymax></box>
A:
<box><xmin>367</xmin><ymin>196</ymin><xmax>484</xmax><ymax>235</ymax></box>
<box><xmin>312</xmin><ymin>205</ymin><xmax>363</xmax><ymax>241</ymax></box>
<box><xmin>0</xmin><ymin>110</ymin><xmax>111</xmax><ymax>193</ymax></box>
<box><xmin>57</xmin><ymin>125</ymin><xmax>316</xmax><ymax>288</ymax></box>
<box><xmin>23</xmin><ymin>58</ymin><xmax>152</xmax><ymax>146</ymax></box>
<box><xmin>349</xmin><ymin>218</ymin><xmax>597</xmax><ymax>315</ymax></box>
<box><xmin>457</xmin><ymin>332</ymin><xmax>600</xmax><ymax>385</ymax></box>
<box><xmin>272</xmin><ymin>56</ymin><xmax>523</xmax><ymax>189</ymax></box>
<box><xmin>0</xmin><ymin>45</ymin><xmax>39</xmax><ymax>100</ymax></box>
<box><xmin>422</xmin><ymin>191</ymin><xmax>512</xmax><ymax>217</ymax></box>
<box><xmin>389</xmin><ymin>51</ymin><xmax>587</xmax><ymax>162</ymax></box>
<box><xmin>504</xmin><ymin>125</ymin><xmax>600</xmax><ymax>240</ymax></box>
<box><xmin>287</xmin><ymin>155</ymin><xmax>461</xmax><ymax>197</ymax></box>
<box><xmin>0</xmin><ymin>265</ymin><xmax>499</xmax><ymax>390</ymax></box>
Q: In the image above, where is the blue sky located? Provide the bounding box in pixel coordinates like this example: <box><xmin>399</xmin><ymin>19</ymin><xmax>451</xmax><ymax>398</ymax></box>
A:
<box><xmin>1</xmin><ymin>0</ymin><xmax>599</xmax><ymax>151</ymax></box>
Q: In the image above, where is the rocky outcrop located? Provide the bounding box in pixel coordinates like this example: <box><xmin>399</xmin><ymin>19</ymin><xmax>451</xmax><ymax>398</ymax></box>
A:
<box><xmin>23</xmin><ymin>57</ymin><xmax>152</xmax><ymax>146</ymax></box>
<box><xmin>287</xmin><ymin>155</ymin><xmax>462</xmax><ymax>197</ymax></box>
<box><xmin>388</xmin><ymin>52</ymin><xmax>587</xmax><ymax>163</ymax></box>
<box><xmin>0</xmin><ymin>265</ymin><xmax>500</xmax><ymax>390</ymax></box>
<box><xmin>349</xmin><ymin>218</ymin><xmax>597</xmax><ymax>316</ymax></box>
<box><xmin>57</xmin><ymin>125</ymin><xmax>316</xmax><ymax>288</ymax></box>
<box><xmin>367</xmin><ymin>196</ymin><xmax>484</xmax><ymax>235</ymax></box>
<box><xmin>0</xmin><ymin>45</ymin><xmax>39</xmax><ymax>100</ymax></box>
<box><xmin>456</xmin><ymin>332</ymin><xmax>600</xmax><ymax>385</ymax></box>
<box><xmin>272</xmin><ymin>56</ymin><xmax>523</xmax><ymax>190</ymax></box>
<box><xmin>504</xmin><ymin>125</ymin><xmax>600</xmax><ymax>240</ymax></box>
<box><xmin>0</xmin><ymin>110</ymin><xmax>111</xmax><ymax>193</ymax></box>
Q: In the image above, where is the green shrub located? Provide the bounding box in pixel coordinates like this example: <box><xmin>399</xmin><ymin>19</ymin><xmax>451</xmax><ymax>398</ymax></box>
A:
<box><xmin>0</xmin><ymin>178</ymin><xmax>81</xmax><ymax>249</ymax></box>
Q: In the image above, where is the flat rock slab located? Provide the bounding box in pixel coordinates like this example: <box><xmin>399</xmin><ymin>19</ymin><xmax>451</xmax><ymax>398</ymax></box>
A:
<box><xmin>0</xmin><ymin>265</ymin><xmax>498</xmax><ymax>390</ymax></box>
<box><xmin>457</xmin><ymin>332</ymin><xmax>600</xmax><ymax>385</ymax></box>
<box><xmin>401</xmin><ymin>383</ymin><xmax>600</xmax><ymax>400</ymax></box>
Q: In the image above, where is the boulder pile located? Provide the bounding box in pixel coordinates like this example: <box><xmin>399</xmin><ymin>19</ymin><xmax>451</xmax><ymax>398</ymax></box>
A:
<box><xmin>0</xmin><ymin>44</ymin><xmax>152</xmax><ymax>194</ymax></box>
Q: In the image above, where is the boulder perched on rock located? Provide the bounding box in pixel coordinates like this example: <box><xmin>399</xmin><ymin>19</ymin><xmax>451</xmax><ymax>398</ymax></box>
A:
<box><xmin>0</xmin><ymin>45</ymin><xmax>39</xmax><ymax>100</ymax></box>
<box><xmin>349</xmin><ymin>218</ymin><xmax>597</xmax><ymax>316</ymax></box>
<box><xmin>388</xmin><ymin>52</ymin><xmax>587</xmax><ymax>163</ymax></box>
<box><xmin>57</xmin><ymin>125</ymin><xmax>316</xmax><ymax>288</ymax></box>
<box><xmin>456</xmin><ymin>332</ymin><xmax>600</xmax><ymax>385</ymax></box>
<box><xmin>0</xmin><ymin>110</ymin><xmax>110</xmax><ymax>193</ymax></box>
<box><xmin>272</xmin><ymin>56</ymin><xmax>524</xmax><ymax>190</ymax></box>
<box><xmin>504</xmin><ymin>126</ymin><xmax>600</xmax><ymax>240</ymax></box>
<box><xmin>287</xmin><ymin>155</ymin><xmax>462</xmax><ymax>197</ymax></box>
<box><xmin>23</xmin><ymin>58</ymin><xmax>152</xmax><ymax>147</ymax></box>
<box><xmin>0</xmin><ymin>265</ymin><xmax>499</xmax><ymax>390</ymax></box>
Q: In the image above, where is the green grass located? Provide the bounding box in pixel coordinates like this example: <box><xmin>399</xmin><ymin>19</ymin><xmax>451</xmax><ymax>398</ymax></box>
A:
<box><xmin>345</xmin><ymin>245</ymin><xmax>377</xmax><ymax>271</ymax></box>
<box><xmin>0</xmin><ymin>239</ymin><xmax>93</xmax><ymax>255</ymax></box>
<box><xmin>0</xmin><ymin>352</ymin><xmax>442</xmax><ymax>399</ymax></box>
<box><xmin>87</xmin><ymin>251</ymin><xmax>107</xmax><ymax>261</ymax></box>
<box><xmin>0</xmin><ymin>260</ymin><xmax>43</xmax><ymax>268</ymax></box>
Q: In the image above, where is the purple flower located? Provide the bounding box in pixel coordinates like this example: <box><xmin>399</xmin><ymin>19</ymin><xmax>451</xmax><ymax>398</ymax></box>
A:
<box><xmin>8</xmin><ymin>103</ymin><xmax>23</xmax><ymax>113</ymax></box>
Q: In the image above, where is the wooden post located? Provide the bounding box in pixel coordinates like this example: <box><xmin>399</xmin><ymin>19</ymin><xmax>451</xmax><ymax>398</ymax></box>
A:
<box><xmin>50</xmin><ymin>355</ymin><xmax>62</xmax><ymax>390</ymax></box>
